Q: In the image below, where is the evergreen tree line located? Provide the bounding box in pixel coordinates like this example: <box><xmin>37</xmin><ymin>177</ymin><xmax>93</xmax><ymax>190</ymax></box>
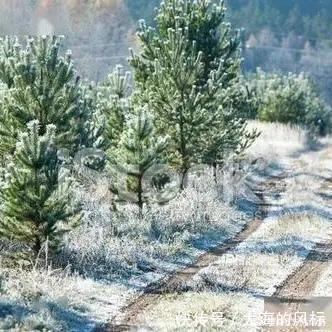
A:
<box><xmin>227</xmin><ymin>0</ymin><xmax>332</xmax><ymax>47</ymax></box>
<box><xmin>0</xmin><ymin>0</ymin><xmax>260</xmax><ymax>258</ymax></box>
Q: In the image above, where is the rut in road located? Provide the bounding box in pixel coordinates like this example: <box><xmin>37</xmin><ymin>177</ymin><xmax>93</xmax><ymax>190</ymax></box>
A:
<box><xmin>274</xmin><ymin>242</ymin><xmax>332</xmax><ymax>301</ymax></box>
<box><xmin>263</xmin><ymin>241</ymin><xmax>332</xmax><ymax>332</ymax></box>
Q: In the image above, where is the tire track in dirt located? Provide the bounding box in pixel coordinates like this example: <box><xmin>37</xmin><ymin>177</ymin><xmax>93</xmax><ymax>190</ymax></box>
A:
<box><xmin>265</xmin><ymin>242</ymin><xmax>332</xmax><ymax>332</ymax></box>
<box><xmin>96</xmin><ymin>173</ymin><xmax>288</xmax><ymax>332</ymax></box>
<box><xmin>273</xmin><ymin>242</ymin><xmax>332</xmax><ymax>301</ymax></box>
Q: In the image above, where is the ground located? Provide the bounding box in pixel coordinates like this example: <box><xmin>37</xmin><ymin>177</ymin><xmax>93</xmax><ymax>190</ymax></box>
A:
<box><xmin>1</xmin><ymin>122</ymin><xmax>332</xmax><ymax>331</ymax></box>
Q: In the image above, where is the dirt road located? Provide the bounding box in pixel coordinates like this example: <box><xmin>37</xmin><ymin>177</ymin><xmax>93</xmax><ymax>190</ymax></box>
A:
<box><xmin>97</xmin><ymin>174</ymin><xmax>289</xmax><ymax>331</ymax></box>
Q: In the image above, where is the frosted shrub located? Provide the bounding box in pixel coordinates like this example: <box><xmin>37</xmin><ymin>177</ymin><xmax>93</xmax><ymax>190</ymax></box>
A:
<box><xmin>251</xmin><ymin>69</ymin><xmax>332</xmax><ymax>136</ymax></box>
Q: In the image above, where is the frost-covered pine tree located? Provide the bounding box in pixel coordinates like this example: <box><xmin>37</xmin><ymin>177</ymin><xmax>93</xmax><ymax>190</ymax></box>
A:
<box><xmin>0</xmin><ymin>35</ymin><xmax>98</xmax><ymax>158</ymax></box>
<box><xmin>108</xmin><ymin>107</ymin><xmax>168</xmax><ymax>213</ymax></box>
<box><xmin>98</xmin><ymin>65</ymin><xmax>132</xmax><ymax>149</ymax></box>
<box><xmin>0</xmin><ymin>121</ymin><xmax>80</xmax><ymax>256</ymax></box>
<box><xmin>131</xmin><ymin>25</ymin><xmax>217</xmax><ymax>188</ymax></box>
<box><xmin>131</xmin><ymin>0</ymin><xmax>258</xmax><ymax>187</ymax></box>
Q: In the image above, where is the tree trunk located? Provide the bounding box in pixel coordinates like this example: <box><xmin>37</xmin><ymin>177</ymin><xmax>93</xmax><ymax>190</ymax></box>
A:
<box><xmin>180</xmin><ymin>167</ymin><xmax>188</xmax><ymax>191</ymax></box>
<box><xmin>137</xmin><ymin>175</ymin><xmax>144</xmax><ymax>217</ymax></box>
<box><xmin>33</xmin><ymin>236</ymin><xmax>42</xmax><ymax>257</ymax></box>
<box><xmin>212</xmin><ymin>162</ymin><xmax>217</xmax><ymax>184</ymax></box>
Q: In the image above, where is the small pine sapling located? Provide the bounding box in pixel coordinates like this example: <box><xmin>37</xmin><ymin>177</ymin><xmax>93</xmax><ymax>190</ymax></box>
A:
<box><xmin>0</xmin><ymin>121</ymin><xmax>81</xmax><ymax>257</ymax></box>
<box><xmin>98</xmin><ymin>65</ymin><xmax>132</xmax><ymax>149</ymax></box>
<box><xmin>0</xmin><ymin>35</ymin><xmax>98</xmax><ymax>158</ymax></box>
<box><xmin>108</xmin><ymin>107</ymin><xmax>168</xmax><ymax>214</ymax></box>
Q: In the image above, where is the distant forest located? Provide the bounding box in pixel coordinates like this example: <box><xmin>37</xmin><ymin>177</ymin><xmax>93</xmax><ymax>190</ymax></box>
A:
<box><xmin>126</xmin><ymin>0</ymin><xmax>332</xmax><ymax>46</ymax></box>
<box><xmin>0</xmin><ymin>0</ymin><xmax>330</xmax><ymax>101</ymax></box>
<box><xmin>227</xmin><ymin>0</ymin><xmax>332</xmax><ymax>46</ymax></box>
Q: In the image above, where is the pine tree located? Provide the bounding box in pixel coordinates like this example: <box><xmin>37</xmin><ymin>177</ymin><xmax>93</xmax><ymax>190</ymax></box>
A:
<box><xmin>0</xmin><ymin>121</ymin><xmax>80</xmax><ymax>256</ymax></box>
<box><xmin>98</xmin><ymin>65</ymin><xmax>131</xmax><ymax>149</ymax></box>
<box><xmin>155</xmin><ymin>0</ymin><xmax>240</xmax><ymax>82</ymax></box>
<box><xmin>0</xmin><ymin>35</ymin><xmax>98</xmax><ymax>158</ymax></box>
<box><xmin>131</xmin><ymin>0</ymin><xmax>257</xmax><ymax>188</ymax></box>
<box><xmin>203</xmin><ymin>88</ymin><xmax>260</xmax><ymax>182</ymax></box>
<box><xmin>131</xmin><ymin>24</ymin><xmax>217</xmax><ymax>188</ymax></box>
<box><xmin>108</xmin><ymin>107</ymin><xmax>168</xmax><ymax>213</ymax></box>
